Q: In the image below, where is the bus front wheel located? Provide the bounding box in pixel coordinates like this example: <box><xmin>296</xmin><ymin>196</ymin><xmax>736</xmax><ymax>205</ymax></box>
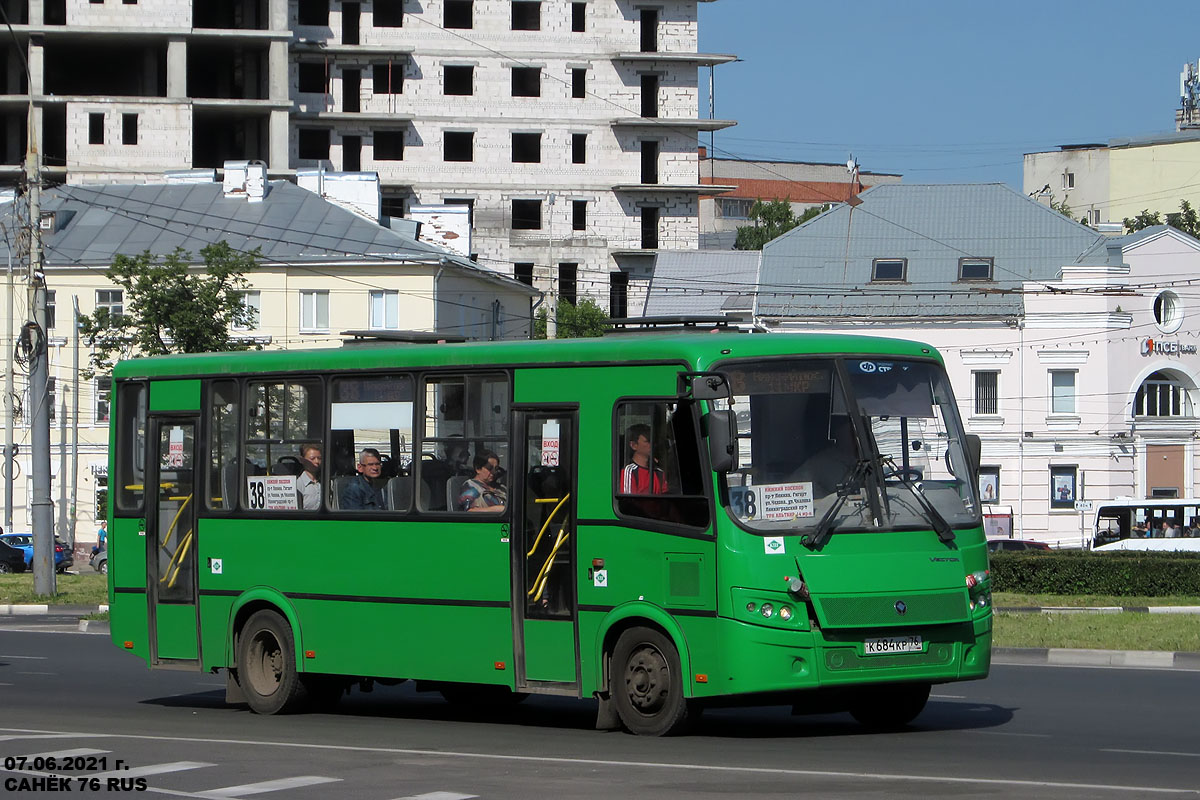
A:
<box><xmin>849</xmin><ymin>682</ymin><xmax>930</xmax><ymax>730</ymax></box>
<box><xmin>610</xmin><ymin>626</ymin><xmax>689</xmax><ymax>736</ymax></box>
<box><xmin>237</xmin><ymin>610</ymin><xmax>308</xmax><ymax>715</ymax></box>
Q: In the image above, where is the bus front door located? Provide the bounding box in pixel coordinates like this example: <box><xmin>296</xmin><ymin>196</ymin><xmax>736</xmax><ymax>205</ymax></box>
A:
<box><xmin>146</xmin><ymin>416</ymin><xmax>201</xmax><ymax>666</ymax></box>
<box><xmin>513</xmin><ymin>410</ymin><xmax>579</xmax><ymax>689</ymax></box>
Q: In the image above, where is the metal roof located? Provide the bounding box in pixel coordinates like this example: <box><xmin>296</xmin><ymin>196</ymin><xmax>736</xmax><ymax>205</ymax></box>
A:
<box><xmin>645</xmin><ymin>249</ymin><xmax>760</xmax><ymax>316</ymax></box>
<box><xmin>755</xmin><ymin>183</ymin><xmax>1117</xmax><ymax>319</ymax></box>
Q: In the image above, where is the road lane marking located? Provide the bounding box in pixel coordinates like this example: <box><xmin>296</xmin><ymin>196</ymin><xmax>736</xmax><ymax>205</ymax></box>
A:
<box><xmin>91</xmin><ymin>761</ymin><xmax>216</xmax><ymax>779</ymax></box>
<box><xmin>18</xmin><ymin>748</ymin><xmax>110</xmax><ymax>760</ymax></box>
<box><xmin>0</xmin><ymin>727</ymin><xmax>1193</xmax><ymax>795</ymax></box>
<box><xmin>1104</xmin><ymin>749</ymin><xmax>1200</xmax><ymax>759</ymax></box>
<box><xmin>930</xmin><ymin>694</ymin><xmax>966</xmax><ymax>699</ymax></box>
<box><xmin>198</xmin><ymin>776</ymin><xmax>341</xmax><ymax>797</ymax></box>
<box><xmin>971</xmin><ymin>731</ymin><xmax>1053</xmax><ymax>738</ymax></box>
<box><xmin>0</xmin><ymin>654</ymin><xmax>48</xmax><ymax>659</ymax></box>
<box><xmin>17</xmin><ymin>671</ymin><xmax>57</xmax><ymax>675</ymax></box>
<box><xmin>392</xmin><ymin>793</ymin><xmax>479</xmax><ymax>800</ymax></box>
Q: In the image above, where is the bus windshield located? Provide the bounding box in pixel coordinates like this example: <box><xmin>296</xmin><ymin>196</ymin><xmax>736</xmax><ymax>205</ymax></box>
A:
<box><xmin>721</xmin><ymin>357</ymin><xmax>979</xmax><ymax>538</ymax></box>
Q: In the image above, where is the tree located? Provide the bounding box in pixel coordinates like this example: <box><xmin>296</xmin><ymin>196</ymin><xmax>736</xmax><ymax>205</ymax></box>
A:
<box><xmin>534</xmin><ymin>297</ymin><xmax>608</xmax><ymax>339</ymax></box>
<box><xmin>734</xmin><ymin>200</ymin><xmax>828</xmax><ymax>250</ymax></box>
<box><xmin>79</xmin><ymin>242</ymin><xmax>260</xmax><ymax>375</ymax></box>
<box><xmin>1123</xmin><ymin>201</ymin><xmax>1200</xmax><ymax>236</ymax></box>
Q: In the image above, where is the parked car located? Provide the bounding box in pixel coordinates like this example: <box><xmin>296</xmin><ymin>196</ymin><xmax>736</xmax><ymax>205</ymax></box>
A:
<box><xmin>0</xmin><ymin>532</ymin><xmax>75</xmax><ymax>572</ymax></box>
<box><xmin>90</xmin><ymin>548</ymin><xmax>108</xmax><ymax>574</ymax></box>
<box><xmin>987</xmin><ymin>539</ymin><xmax>1052</xmax><ymax>553</ymax></box>
<box><xmin>0</xmin><ymin>539</ymin><xmax>26</xmax><ymax>573</ymax></box>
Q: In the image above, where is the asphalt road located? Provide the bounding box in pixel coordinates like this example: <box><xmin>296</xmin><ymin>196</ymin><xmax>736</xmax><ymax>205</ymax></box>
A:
<box><xmin>1</xmin><ymin>625</ymin><xmax>1198</xmax><ymax>799</ymax></box>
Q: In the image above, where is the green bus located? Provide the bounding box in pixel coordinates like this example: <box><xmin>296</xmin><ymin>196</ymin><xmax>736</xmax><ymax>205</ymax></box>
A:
<box><xmin>107</xmin><ymin>331</ymin><xmax>991</xmax><ymax>735</ymax></box>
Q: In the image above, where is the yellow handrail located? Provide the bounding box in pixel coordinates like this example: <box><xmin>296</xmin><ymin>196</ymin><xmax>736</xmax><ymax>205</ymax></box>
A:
<box><xmin>526</xmin><ymin>493</ymin><xmax>570</xmax><ymax>557</ymax></box>
<box><xmin>528</xmin><ymin>528</ymin><xmax>569</xmax><ymax>602</ymax></box>
<box><xmin>159</xmin><ymin>494</ymin><xmax>193</xmax><ymax>552</ymax></box>
<box><xmin>162</xmin><ymin>529</ymin><xmax>192</xmax><ymax>589</ymax></box>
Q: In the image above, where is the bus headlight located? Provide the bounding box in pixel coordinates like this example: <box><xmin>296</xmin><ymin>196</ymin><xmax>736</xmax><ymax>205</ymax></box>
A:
<box><xmin>760</xmin><ymin>603</ymin><xmax>774</xmax><ymax>618</ymax></box>
<box><xmin>778</xmin><ymin>605</ymin><xmax>793</xmax><ymax>621</ymax></box>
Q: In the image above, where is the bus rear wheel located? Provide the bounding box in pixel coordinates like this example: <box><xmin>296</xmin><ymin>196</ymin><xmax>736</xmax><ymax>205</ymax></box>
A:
<box><xmin>610</xmin><ymin>626</ymin><xmax>689</xmax><ymax>736</ymax></box>
<box><xmin>849</xmin><ymin>682</ymin><xmax>930</xmax><ymax>729</ymax></box>
<box><xmin>238</xmin><ymin>610</ymin><xmax>308</xmax><ymax>715</ymax></box>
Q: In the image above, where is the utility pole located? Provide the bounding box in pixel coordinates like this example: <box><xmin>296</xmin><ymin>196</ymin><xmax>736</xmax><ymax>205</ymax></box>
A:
<box><xmin>25</xmin><ymin>98</ymin><xmax>54</xmax><ymax>595</ymax></box>
<box><xmin>70</xmin><ymin>296</ymin><xmax>79</xmax><ymax>546</ymax></box>
<box><xmin>546</xmin><ymin>193</ymin><xmax>557</xmax><ymax>340</ymax></box>
<box><xmin>5</xmin><ymin>239</ymin><xmax>13</xmax><ymax>534</ymax></box>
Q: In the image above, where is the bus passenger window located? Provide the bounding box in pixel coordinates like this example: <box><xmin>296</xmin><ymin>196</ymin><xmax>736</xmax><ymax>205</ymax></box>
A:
<box><xmin>243</xmin><ymin>380</ymin><xmax>323</xmax><ymax>512</ymax></box>
<box><xmin>420</xmin><ymin>373</ymin><xmax>509</xmax><ymax>513</ymax></box>
<box><xmin>613</xmin><ymin>401</ymin><xmax>709</xmax><ymax>528</ymax></box>
<box><xmin>329</xmin><ymin>375</ymin><xmax>415</xmax><ymax>512</ymax></box>
<box><xmin>207</xmin><ymin>381</ymin><xmax>239</xmax><ymax>510</ymax></box>
<box><xmin>114</xmin><ymin>382</ymin><xmax>147</xmax><ymax>513</ymax></box>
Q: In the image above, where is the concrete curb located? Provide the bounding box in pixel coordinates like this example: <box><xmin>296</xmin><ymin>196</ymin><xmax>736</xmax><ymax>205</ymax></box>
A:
<box><xmin>0</xmin><ymin>604</ymin><xmax>104</xmax><ymax>616</ymax></box>
<box><xmin>994</xmin><ymin>647</ymin><xmax>1200</xmax><ymax>670</ymax></box>
<box><xmin>77</xmin><ymin>619</ymin><xmax>110</xmax><ymax>633</ymax></box>
<box><xmin>997</xmin><ymin>605</ymin><xmax>1200</xmax><ymax>614</ymax></box>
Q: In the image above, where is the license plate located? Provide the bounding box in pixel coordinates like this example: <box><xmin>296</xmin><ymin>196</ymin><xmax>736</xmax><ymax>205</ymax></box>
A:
<box><xmin>863</xmin><ymin>635</ymin><xmax>923</xmax><ymax>655</ymax></box>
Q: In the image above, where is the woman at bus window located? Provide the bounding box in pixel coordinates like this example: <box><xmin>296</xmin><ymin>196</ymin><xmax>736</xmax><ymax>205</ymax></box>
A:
<box><xmin>458</xmin><ymin>456</ymin><xmax>506</xmax><ymax>512</ymax></box>
<box><xmin>296</xmin><ymin>444</ymin><xmax>322</xmax><ymax>511</ymax></box>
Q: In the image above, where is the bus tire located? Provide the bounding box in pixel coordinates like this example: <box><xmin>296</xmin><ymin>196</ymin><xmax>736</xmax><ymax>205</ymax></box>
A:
<box><xmin>237</xmin><ymin>610</ymin><xmax>308</xmax><ymax>715</ymax></box>
<box><xmin>849</xmin><ymin>682</ymin><xmax>930</xmax><ymax>730</ymax></box>
<box><xmin>610</xmin><ymin>626</ymin><xmax>689</xmax><ymax>736</ymax></box>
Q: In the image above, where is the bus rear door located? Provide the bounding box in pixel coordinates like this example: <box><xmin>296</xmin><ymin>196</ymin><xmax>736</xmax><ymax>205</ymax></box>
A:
<box><xmin>512</xmin><ymin>409</ymin><xmax>579</xmax><ymax>690</ymax></box>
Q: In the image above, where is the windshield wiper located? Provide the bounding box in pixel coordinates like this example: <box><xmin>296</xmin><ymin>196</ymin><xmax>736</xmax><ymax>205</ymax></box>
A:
<box><xmin>805</xmin><ymin>460</ymin><xmax>870</xmax><ymax>550</ymax></box>
<box><xmin>882</xmin><ymin>459</ymin><xmax>955</xmax><ymax>543</ymax></box>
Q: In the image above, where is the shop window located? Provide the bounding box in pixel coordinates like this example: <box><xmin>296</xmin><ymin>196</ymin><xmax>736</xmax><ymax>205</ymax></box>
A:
<box><xmin>614</xmin><ymin>401</ymin><xmax>709</xmax><ymax>528</ymax></box>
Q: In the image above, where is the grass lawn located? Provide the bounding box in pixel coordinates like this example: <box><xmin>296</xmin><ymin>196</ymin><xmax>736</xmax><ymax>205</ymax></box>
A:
<box><xmin>992</xmin><ymin>592</ymin><xmax>1200</xmax><ymax>652</ymax></box>
<box><xmin>995</xmin><ymin>592</ymin><xmax>1200</xmax><ymax>608</ymax></box>
<box><xmin>0</xmin><ymin>570</ymin><xmax>109</xmax><ymax>606</ymax></box>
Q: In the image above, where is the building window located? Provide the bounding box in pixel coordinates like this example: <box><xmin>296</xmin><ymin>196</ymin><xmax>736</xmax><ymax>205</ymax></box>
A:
<box><xmin>443</xmin><ymin>197</ymin><xmax>474</xmax><ymax>227</ymax></box>
<box><xmin>88</xmin><ymin>113</ymin><xmax>104</xmax><ymax>145</ymax></box>
<box><xmin>571</xmin><ymin>67</ymin><xmax>586</xmax><ymax>99</ymax></box>
<box><xmin>512</xmin><ymin>0</ymin><xmax>540</xmax><ymax>30</ymax></box>
<box><xmin>121</xmin><ymin>113</ymin><xmax>137</xmax><ymax>145</ymax></box>
<box><xmin>718</xmin><ymin>198</ymin><xmax>754</xmax><ymax>219</ymax></box>
<box><xmin>640</xmin><ymin>74</ymin><xmax>658</xmax><ymax>118</ymax></box>
<box><xmin>641</xmin><ymin>207</ymin><xmax>659</xmax><ymax>249</ymax></box>
<box><xmin>369</xmin><ymin>290</ymin><xmax>399</xmax><ymax>330</ymax></box>
<box><xmin>232</xmin><ymin>290</ymin><xmax>260</xmax><ymax>331</ymax></box>
<box><xmin>1088</xmin><ymin>208</ymin><xmax>1101</xmax><ymax>225</ymax></box>
<box><xmin>444</xmin><ymin>65</ymin><xmax>473</xmax><ymax>96</ymax></box>
<box><xmin>297</xmin><ymin>0</ymin><xmax>329</xmax><ymax>25</ymax></box>
<box><xmin>298</xmin><ymin>62</ymin><xmax>328</xmax><ymax>94</ymax></box>
<box><xmin>1050</xmin><ymin>465</ymin><xmax>1077</xmax><ymax>509</ymax></box>
<box><xmin>1050</xmin><ymin>370</ymin><xmax>1076</xmax><ymax>415</ymax></box>
<box><xmin>572</xmin><ymin>199</ymin><xmax>587</xmax><ymax>231</ymax></box>
<box><xmin>96</xmin><ymin>288</ymin><xmax>123</xmax><ymax>318</ymax></box>
<box><xmin>571</xmin><ymin>132</ymin><xmax>586</xmax><ymax>164</ymax></box>
<box><xmin>514</xmin><ymin>263</ymin><xmax>534</xmax><ymax>286</ymax></box>
<box><xmin>95</xmin><ymin>376</ymin><xmax>112</xmax><ymax>425</ymax></box>
<box><xmin>973</xmin><ymin>370</ymin><xmax>998</xmax><ymax>415</ymax></box>
<box><xmin>381</xmin><ymin>193</ymin><xmax>405</xmax><ymax>218</ymax></box>
<box><xmin>640</xmin><ymin>140</ymin><xmax>658</xmax><ymax>184</ymax></box>
<box><xmin>299</xmin><ymin>290</ymin><xmax>329</xmax><ymax>332</ymax></box>
<box><xmin>444</xmin><ymin>0</ymin><xmax>472</xmax><ymax>28</ymax></box>
<box><xmin>298</xmin><ymin>128</ymin><xmax>331</xmax><ymax>160</ymax></box>
<box><xmin>374</xmin><ymin>130</ymin><xmax>404</xmax><ymax>161</ymax></box>
<box><xmin>640</xmin><ymin>8</ymin><xmax>657</xmax><ymax>52</ymax></box>
<box><xmin>512</xmin><ymin>200</ymin><xmax>542</xmax><ymax>230</ymax></box>
<box><xmin>1153</xmin><ymin>290</ymin><xmax>1184</xmax><ymax>334</ymax></box>
<box><xmin>572</xmin><ymin>1</ymin><xmax>585</xmax><ymax>31</ymax></box>
<box><xmin>978</xmin><ymin>467</ymin><xmax>999</xmax><ymax>504</ymax></box>
<box><xmin>374</xmin><ymin>0</ymin><xmax>402</xmax><ymax>26</ymax></box>
<box><xmin>958</xmin><ymin>257</ymin><xmax>993</xmax><ymax>281</ymax></box>
<box><xmin>45</xmin><ymin>290</ymin><xmax>56</xmax><ymax>329</ymax></box>
<box><xmin>511</xmin><ymin>67</ymin><xmax>541</xmax><ymax>97</ymax></box>
<box><xmin>871</xmin><ymin>258</ymin><xmax>907</xmax><ymax>282</ymax></box>
<box><xmin>1062</xmin><ymin>171</ymin><xmax>1075</xmax><ymax>190</ymax></box>
<box><xmin>444</xmin><ymin>131</ymin><xmax>473</xmax><ymax>162</ymax></box>
<box><xmin>610</xmin><ymin>271</ymin><xmax>628</xmax><ymax>318</ymax></box>
<box><xmin>512</xmin><ymin>132</ymin><xmax>541</xmax><ymax>163</ymax></box>
<box><xmin>373</xmin><ymin>62</ymin><xmax>403</xmax><ymax>94</ymax></box>
<box><xmin>558</xmin><ymin>263</ymin><xmax>578</xmax><ymax>306</ymax></box>
<box><xmin>1134</xmin><ymin>371</ymin><xmax>1193</xmax><ymax>418</ymax></box>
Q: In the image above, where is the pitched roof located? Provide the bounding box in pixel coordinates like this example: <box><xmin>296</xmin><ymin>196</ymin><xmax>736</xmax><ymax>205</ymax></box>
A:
<box><xmin>755</xmin><ymin>183</ymin><xmax>1116</xmax><ymax>318</ymax></box>
<box><xmin>645</xmin><ymin>249</ymin><xmax>760</xmax><ymax>315</ymax></box>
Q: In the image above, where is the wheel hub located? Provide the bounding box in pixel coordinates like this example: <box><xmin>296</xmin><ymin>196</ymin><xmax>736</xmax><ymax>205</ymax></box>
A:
<box><xmin>624</xmin><ymin>645</ymin><xmax>668</xmax><ymax>713</ymax></box>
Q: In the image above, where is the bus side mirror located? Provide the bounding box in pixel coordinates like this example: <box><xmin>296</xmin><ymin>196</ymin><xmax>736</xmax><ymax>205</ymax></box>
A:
<box><xmin>965</xmin><ymin>434</ymin><xmax>982</xmax><ymax>480</ymax></box>
<box><xmin>705</xmin><ymin>409</ymin><xmax>738</xmax><ymax>473</ymax></box>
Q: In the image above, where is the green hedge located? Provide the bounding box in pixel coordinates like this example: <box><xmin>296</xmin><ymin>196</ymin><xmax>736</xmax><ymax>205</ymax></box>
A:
<box><xmin>989</xmin><ymin>551</ymin><xmax>1200</xmax><ymax>596</ymax></box>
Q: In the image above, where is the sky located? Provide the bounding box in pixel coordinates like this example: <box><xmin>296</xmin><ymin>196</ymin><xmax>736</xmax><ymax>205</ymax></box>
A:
<box><xmin>698</xmin><ymin>0</ymin><xmax>1200</xmax><ymax>189</ymax></box>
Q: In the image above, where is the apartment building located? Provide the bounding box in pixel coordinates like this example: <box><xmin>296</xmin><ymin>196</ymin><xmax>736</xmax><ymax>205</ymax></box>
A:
<box><xmin>0</xmin><ymin>0</ymin><xmax>734</xmax><ymax>316</ymax></box>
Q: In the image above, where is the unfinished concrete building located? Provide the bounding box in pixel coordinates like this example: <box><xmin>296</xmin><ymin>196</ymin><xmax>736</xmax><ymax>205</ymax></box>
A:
<box><xmin>0</xmin><ymin>0</ymin><xmax>734</xmax><ymax>312</ymax></box>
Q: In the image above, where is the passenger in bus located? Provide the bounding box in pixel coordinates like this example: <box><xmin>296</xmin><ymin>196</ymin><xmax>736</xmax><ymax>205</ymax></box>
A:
<box><xmin>341</xmin><ymin>448</ymin><xmax>386</xmax><ymax>510</ymax></box>
<box><xmin>296</xmin><ymin>444</ymin><xmax>322</xmax><ymax>511</ymax></box>
<box><xmin>457</xmin><ymin>456</ymin><xmax>506</xmax><ymax>512</ymax></box>
<box><xmin>621</xmin><ymin>424</ymin><xmax>668</xmax><ymax>495</ymax></box>
<box><xmin>482</xmin><ymin>450</ymin><xmax>506</xmax><ymax>490</ymax></box>
<box><xmin>798</xmin><ymin>415</ymin><xmax>858</xmax><ymax>496</ymax></box>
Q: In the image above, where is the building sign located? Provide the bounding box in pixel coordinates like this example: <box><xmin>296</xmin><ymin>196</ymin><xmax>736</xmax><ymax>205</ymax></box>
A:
<box><xmin>1141</xmin><ymin>338</ymin><xmax>1197</xmax><ymax>357</ymax></box>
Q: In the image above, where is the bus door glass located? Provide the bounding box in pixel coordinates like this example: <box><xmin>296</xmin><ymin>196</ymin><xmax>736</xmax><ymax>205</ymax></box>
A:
<box><xmin>147</xmin><ymin>417</ymin><xmax>200</xmax><ymax>664</ymax></box>
<box><xmin>513</xmin><ymin>410</ymin><xmax>578</xmax><ymax>687</ymax></box>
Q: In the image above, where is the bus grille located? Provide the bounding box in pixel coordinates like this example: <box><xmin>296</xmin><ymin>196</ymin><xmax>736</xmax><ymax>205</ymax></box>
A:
<box><xmin>824</xmin><ymin>642</ymin><xmax>956</xmax><ymax>671</ymax></box>
<box><xmin>816</xmin><ymin>591</ymin><xmax>968</xmax><ymax>628</ymax></box>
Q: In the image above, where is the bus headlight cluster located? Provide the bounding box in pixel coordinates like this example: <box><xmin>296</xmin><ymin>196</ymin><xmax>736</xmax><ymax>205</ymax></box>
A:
<box><xmin>735</xmin><ymin>589</ymin><xmax>806</xmax><ymax>629</ymax></box>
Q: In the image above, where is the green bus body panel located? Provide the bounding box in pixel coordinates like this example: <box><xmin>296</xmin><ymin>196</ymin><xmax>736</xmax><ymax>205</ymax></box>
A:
<box><xmin>580</xmin><ymin>601</ymin><xmax>697</xmax><ymax>697</ymax></box>
<box><xmin>108</xmin><ymin>518</ymin><xmax>149</xmax><ymax>660</ymax></box>
<box><xmin>155</xmin><ymin>604</ymin><xmax>199</xmax><ymax>660</ymax></box>
<box><xmin>523</xmin><ymin>620</ymin><xmax>577</xmax><ymax>682</ymax></box>
<box><xmin>149</xmin><ymin>379</ymin><xmax>201</xmax><ymax>412</ymax></box>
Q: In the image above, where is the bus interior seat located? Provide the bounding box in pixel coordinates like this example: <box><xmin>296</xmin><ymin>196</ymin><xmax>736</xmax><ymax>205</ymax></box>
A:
<box><xmin>421</xmin><ymin>455</ymin><xmax>455</xmax><ymax>510</ymax></box>
<box><xmin>219</xmin><ymin>463</ymin><xmax>238</xmax><ymax>510</ymax></box>
<box><xmin>385</xmin><ymin>476</ymin><xmax>412</xmax><ymax>511</ymax></box>
<box><xmin>447</xmin><ymin>475</ymin><xmax>469</xmax><ymax>510</ymax></box>
<box><xmin>271</xmin><ymin>456</ymin><xmax>303</xmax><ymax>477</ymax></box>
<box><xmin>330</xmin><ymin>476</ymin><xmax>355</xmax><ymax>510</ymax></box>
